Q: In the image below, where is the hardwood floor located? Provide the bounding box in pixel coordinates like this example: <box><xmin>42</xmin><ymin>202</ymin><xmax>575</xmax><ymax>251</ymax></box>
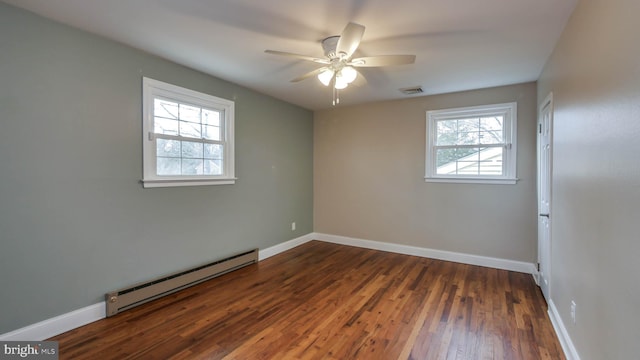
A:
<box><xmin>51</xmin><ymin>241</ymin><xmax>564</xmax><ymax>359</ymax></box>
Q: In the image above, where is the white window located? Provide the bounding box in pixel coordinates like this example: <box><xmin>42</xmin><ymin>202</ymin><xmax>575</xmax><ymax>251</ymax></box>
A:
<box><xmin>425</xmin><ymin>102</ymin><xmax>517</xmax><ymax>184</ymax></box>
<box><xmin>142</xmin><ymin>77</ymin><xmax>235</xmax><ymax>188</ymax></box>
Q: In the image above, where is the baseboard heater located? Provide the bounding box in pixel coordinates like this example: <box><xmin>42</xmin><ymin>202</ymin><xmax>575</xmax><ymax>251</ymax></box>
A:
<box><xmin>105</xmin><ymin>248</ymin><xmax>258</xmax><ymax>317</ymax></box>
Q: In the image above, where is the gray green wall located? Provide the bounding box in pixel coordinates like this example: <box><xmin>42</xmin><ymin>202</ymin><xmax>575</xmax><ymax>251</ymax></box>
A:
<box><xmin>537</xmin><ymin>0</ymin><xmax>640</xmax><ymax>358</ymax></box>
<box><xmin>314</xmin><ymin>82</ymin><xmax>538</xmax><ymax>263</ymax></box>
<box><xmin>0</xmin><ymin>3</ymin><xmax>313</xmax><ymax>334</ymax></box>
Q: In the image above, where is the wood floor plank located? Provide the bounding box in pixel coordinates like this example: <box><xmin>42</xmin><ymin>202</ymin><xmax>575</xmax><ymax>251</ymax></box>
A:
<box><xmin>50</xmin><ymin>241</ymin><xmax>565</xmax><ymax>359</ymax></box>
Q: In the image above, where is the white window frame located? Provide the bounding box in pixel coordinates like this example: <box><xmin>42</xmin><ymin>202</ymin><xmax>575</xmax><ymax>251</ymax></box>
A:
<box><xmin>142</xmin><ymin>77</ymin><xmax>235</xmax><ymax>188</ymax></box>
<box><xmin>425</xmin><ymin>102</ymin><xmax>518</xmax><ymax>184</ymax></box>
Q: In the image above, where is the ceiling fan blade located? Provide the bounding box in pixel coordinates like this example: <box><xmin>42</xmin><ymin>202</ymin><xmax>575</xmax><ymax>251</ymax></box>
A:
<box><xmin>349</xmin><ymin>55</ymin><xmax>416</xmax><ymax>67</ymax></box>
<box><xmin>336</xmin><ymin>22</ymin><xmax>365</xmax><ymax>59</ymax></box>
<box><xmin>291</xmin><ymin>67</ymin><xmax>329</xmax><ymax>83</ymax></box>
<box><xmin>265</xmin><ymin>50</ymin><xmax>330</xmax><ymax>64</ymax></box>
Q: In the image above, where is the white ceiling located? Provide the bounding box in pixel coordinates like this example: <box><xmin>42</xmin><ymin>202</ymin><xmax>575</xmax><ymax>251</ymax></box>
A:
<box><xmin>3</xmin><ymin>0</ymin><xmax>578</xmax><ymax>110</ymax></box>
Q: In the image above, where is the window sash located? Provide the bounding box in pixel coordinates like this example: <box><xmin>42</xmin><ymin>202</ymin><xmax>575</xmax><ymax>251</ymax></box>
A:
<box><xmin>152</xmin><ymin>96</ymin><xmax>225</xmax><ymax>142</ymax></box>
<box><xmin>434</xmin><ymin>145</ymin><xmax>506</xmax><ymax>177</ymax></box>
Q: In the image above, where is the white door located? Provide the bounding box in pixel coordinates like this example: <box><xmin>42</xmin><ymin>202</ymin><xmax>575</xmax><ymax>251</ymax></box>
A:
<box><xmin>538</xmin><ymin>93</ymin><xmax>553</xmax><ymax>301</ymax></box>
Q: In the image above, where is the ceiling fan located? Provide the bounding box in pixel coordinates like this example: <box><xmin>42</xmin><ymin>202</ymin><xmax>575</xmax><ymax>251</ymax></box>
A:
<box><xmin>265</xmin><ymin>22</ymin><xmax>416</xmax><ymax>105</ymax></box>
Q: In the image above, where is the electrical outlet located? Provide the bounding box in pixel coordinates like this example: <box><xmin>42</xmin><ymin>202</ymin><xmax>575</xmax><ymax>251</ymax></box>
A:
<box><xmin>570</xmin><ymin>300</ymin><xmax>577</xmax><ymax>324</ymax></box>
<box><xmin>291</xmin><ymin>222</ymin><xmax>296</xmax><ymax>231</ymax></box>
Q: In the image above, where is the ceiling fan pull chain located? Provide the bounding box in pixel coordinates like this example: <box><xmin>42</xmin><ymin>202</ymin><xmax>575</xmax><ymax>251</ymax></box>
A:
<box><xmin>332</xmin><ymin>86</ymin><xmax>336</xmax><ymax>106</ymax></box>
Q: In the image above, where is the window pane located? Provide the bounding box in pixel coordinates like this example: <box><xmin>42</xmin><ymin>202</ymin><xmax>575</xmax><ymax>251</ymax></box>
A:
<box><xmin>204</xmin><ymin>160</ymin><xmax>223</xmax><ymax>175</ymax></box>
<box><xmin>203</xmin><ymin>125</ymin><xmax>221</xmax><ymax>141</ymax></box>
<box><xmin>181</xmin><ymin>141</ymin><xmax>203</xmax><ymax>159</ymax></box>
<box><xmin>480</xmin><ymin>116</ymin><xmax>503</xmax><ymax>130</ymax></box>
<box><xmin>157</xmin><ymin>157</ymin><xmax>181</xmax><ymax>176</ymax></box>
<box><xmin>179</xmin><ymin>121</ymin><xmax>202</xmax><ymax>139</ymax></box>
<box><xmin>182</xmin><ymin>159</ymin><xmax>203</xmax><ymax>175</ymax></box>
<box><xmin>154</xmin><ymin>117</ymin><xmax>179</xmax><ymax>136</ymax></box>
<box><xmin>436</xmin><ymin>120</ymin><xmax>458</xmax><ymax>145</ymax></box>
<box><xmin>436</xmin><ymin>148</ymin><xmax>456</xmax><ymax>168</ymax></box>
<box><xmin>154</xmin><ymin>99</ymin><xmax>178</xmax><ymax>119</ymax></box>
<box><xmin>204</xmin><ymin>144</ymin><xmax>223</xmax><ymax>159</ymax></box>
<box><xmin>457</xmin><ymin>152</ymin><xmax>480</xmax><ymax>174</ymax></box>
<box><xmin>478</xmin><ymin>147</ymin><xmax>503</xmax><ymax>174</ymax></box>
<box><xmin>203</xmin><ymin>109</ymin><xmax>220</xmax><ymax>126</ymax></box>
<box><xmin>157</xmin><ymin>139</ymin><xmax>181</xmax><ymax>157</ymax></box>
<box><xmin>179</xmin><ymin>104</ymin><xmax>201</xmax><ymax>123</ymax></box>
<box><xmin>456</xmin><ymin>118</ymin><xmax>481</xmax><ymax>145</ymax></box>
<box><xmin>479</xmin><ymin>116</ymin><xmax>504</xmax><ymax>144</ymax></box>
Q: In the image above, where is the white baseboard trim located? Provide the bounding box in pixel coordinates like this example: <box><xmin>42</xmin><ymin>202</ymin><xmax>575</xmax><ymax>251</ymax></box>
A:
<box><xmin>258</xmin><ymin>233</ymin><xmax>315</xmax><ymax>261</ymax></box>
<box><xmin>314</xmin><ymin>233</ymin><xmax>537</xmax><ymax>274</ymax></box>
<box><xmin>0</xmin><ymin>302</ymin><xmax>105</xmax><ymax>341</ymax></box>
<box><xmin>548</xmin><ymin>300</ymin><xmax>581</xmax><ymax>360</ymax></box>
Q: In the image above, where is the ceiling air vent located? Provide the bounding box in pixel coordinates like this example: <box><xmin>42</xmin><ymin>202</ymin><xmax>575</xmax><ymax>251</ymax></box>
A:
<box><xmin>399</xmin><ymin>86</ymin><xmax>424</xmax><ymax>95</ymax></box>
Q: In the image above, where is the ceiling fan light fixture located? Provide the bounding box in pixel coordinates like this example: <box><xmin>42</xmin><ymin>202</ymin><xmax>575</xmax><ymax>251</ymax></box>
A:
<box><xmin>340</xmin><ymin>66</ymin><xmax>357</xmax><ymax>84</ymax></box>
<box><xmin>317</xmin><ymin>69</ymin><xmax>334</xmax><ymax>86</ymax></box>
<box><xmin>334</xmin><ymin>76</ymin><xmax>349</xmax><ymax>89</ymax></box>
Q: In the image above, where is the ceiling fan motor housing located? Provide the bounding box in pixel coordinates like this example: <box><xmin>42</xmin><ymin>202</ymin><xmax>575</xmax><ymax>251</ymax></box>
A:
<box><xmin>321</xmin><ymin>36</ymin><xmax>340</xmax><ymax>58</ymax></box>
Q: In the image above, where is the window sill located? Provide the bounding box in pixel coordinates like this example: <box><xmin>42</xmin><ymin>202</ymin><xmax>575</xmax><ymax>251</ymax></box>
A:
<box><xmin>424</xmin><ymin>177</ymin><xmax>518</xmax><ymax>185</ymax></box>
<box><xmin>142</xmin><ymin>178</ymin><xmax>237</xmax><ymax>188</ymax></box>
